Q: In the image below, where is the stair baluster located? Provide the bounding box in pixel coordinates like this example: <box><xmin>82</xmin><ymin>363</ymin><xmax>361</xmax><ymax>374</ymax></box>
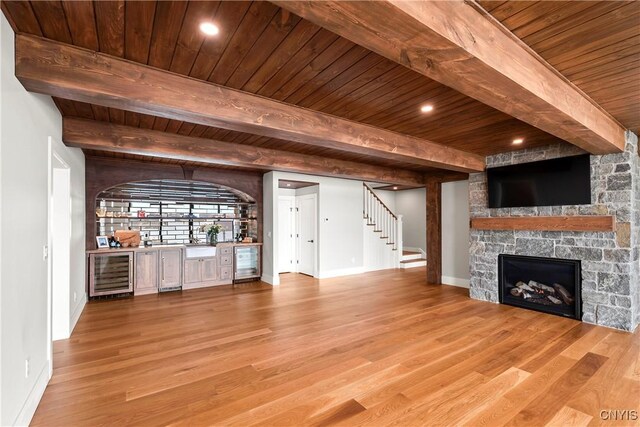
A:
<box><xmin>362</xmin><ymin>183</ymin><xmax>399</xmax><ymax>250</ymax></box>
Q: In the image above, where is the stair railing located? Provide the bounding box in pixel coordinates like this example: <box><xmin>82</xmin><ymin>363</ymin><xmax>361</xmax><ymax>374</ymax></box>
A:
<box><xmin>363</xmin><ymin>183</ymin><xmax>401</xmax><ymax>253</ymax></box>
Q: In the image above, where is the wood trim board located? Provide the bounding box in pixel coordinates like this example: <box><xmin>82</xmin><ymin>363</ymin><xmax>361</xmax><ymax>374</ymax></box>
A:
<box><xmin>470</xmin><ymin>216</ymin><xmax>616</xmax><ymax>232</ymax></box>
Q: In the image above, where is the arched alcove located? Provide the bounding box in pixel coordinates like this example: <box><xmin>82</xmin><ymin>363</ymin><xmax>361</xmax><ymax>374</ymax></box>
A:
<box><xmin>95</xmin><ymin>179</ymin><xmax>258</xmax><ymax>245</ymax></box>
<box><xmin>84</xmin><ymin>157</ymin><xmax>263</xmax><ymax>250</ymax></box>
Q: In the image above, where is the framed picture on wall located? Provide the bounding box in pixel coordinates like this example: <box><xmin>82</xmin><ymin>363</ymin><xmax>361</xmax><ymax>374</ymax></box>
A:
<box><xmin>96</xmin><ymin>236</ymin><xmax>109</xmax><ymax>249</ymax></box>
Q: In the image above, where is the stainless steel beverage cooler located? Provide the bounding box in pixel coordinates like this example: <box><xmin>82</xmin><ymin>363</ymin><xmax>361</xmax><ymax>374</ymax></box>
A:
<box><xmin>233</xmin><ymin>245</ymin><xmax>260</xmax><ymax>282</ymax></box>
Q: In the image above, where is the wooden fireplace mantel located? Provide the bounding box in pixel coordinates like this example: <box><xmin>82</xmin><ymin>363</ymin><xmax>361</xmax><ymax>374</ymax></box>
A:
<box><xmin>470</xmin><ymin>215</ymin><xmax>616</xmax><ymax>232</ymax></box>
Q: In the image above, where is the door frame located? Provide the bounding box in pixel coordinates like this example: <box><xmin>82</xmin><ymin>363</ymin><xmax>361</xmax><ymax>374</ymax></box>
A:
<box><xmin>47</xmin><ymin>137</ymin><xmax>71</xmax><ymax>375</ymax></box>
<box><xmin>295</xmin><ymin>193</ymin><xmax>318</xmax><ymax>278</ymax></box>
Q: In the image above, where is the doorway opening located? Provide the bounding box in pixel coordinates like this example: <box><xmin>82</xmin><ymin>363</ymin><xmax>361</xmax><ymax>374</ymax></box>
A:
<box><xmin>277</xmin><ymin>180</ymin><xmax>318</xmax><ymax>278</ymax></box>
<box><xmin>48</xmin><ymin>146</ymin><xmax>72</xmax><ymax>349</ymax></box>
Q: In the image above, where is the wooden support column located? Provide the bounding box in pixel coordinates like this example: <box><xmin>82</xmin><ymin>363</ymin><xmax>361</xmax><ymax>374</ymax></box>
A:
<box><xmin>426</xmin><ymin>178</ymin><xmax>442</xmax><ymax>284</ymax></box>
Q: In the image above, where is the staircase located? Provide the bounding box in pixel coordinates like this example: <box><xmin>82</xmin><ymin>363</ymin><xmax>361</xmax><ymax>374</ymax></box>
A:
<box><xmin>400</xmin><ymin>250</ymin><xmax>427</xmax><ymax>269</ymax></box>
<box><xmin>363</xmin><ymin>184</ymin><xmax>402</xmax><ymax>269</ymax></box>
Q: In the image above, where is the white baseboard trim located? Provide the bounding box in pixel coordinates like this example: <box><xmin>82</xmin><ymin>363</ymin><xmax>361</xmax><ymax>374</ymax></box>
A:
<box><xmin>317</xmin><ymin>267</ymin><xmax>365</xmax><ymax>279</ymax></box>
<box><xmin>13</xmin><ymin>361</ymin><xmax>50</xmax><ymax>426</ymax></box>
<box><xmin>69</xmin><ymin>292</ymin><xmax>87</xmax><ymax>335</ymax></box>
<box><xmin>261</xmin><ymin>274</ymin><xmax>279</xmax><ymax>285</ymax></box>
<box><xmin>364</xmin><ymin>265</ymin><xmax>395</xmax><ymax>273</ymax></box>
<box><xmin>441</xmin><ymin>276</ymin><xmax>470</xmax><ymax>288</ymax></box>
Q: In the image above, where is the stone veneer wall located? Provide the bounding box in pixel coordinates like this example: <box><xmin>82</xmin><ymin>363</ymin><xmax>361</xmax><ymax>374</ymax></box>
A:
<box><xmin>469</xmin><ymin>132</ymin><xmax>640</xmax><ymax>331</ymax></box>
<box><xmin>634</xmin><ymin>134</ymin><xmax>640</xmax><ymax>328</ymax></box>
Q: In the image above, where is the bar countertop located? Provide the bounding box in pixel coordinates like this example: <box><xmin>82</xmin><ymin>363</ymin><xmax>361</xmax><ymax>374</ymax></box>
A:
<box><xmin>86</xmin><ymin>242</ymin><xmax>262</xmax><ymax>254</ymax></box>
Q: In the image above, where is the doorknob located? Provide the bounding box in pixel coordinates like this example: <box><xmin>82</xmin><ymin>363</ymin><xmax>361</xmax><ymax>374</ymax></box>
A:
<box><xmin>307</xmin><ymin>239</ymin><xmax>314</xmax><ymax>243</ymax></box>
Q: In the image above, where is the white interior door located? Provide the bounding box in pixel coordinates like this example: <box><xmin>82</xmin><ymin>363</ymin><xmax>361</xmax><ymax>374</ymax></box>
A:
<box><xmin>296</xmin><ymin>194</ymin><xmax>317</xmax><ymax>276</ymax></box>
<box><xmin>278</xmin><ymin>196</ymin><xmax>296</xmax><ymax>273</ymax></box>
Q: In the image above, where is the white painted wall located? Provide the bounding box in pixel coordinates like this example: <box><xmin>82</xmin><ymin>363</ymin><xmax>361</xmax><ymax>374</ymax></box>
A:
<box><xmin>371</xmin><ymin>188</ymin><xmax>396</xmax><ymax>212</ymax></box>
<box><xmin>49</xmin><ymin>147</ymin><xmax>85</xmax><ymax>341</ymax></box>
<box><xmin>66</xmin><ymin>148</ymin><xmax>86</xmax><ymax>337</ymax></box>
<box><xmin>293</xmin><ymin>185</ymin><xmax>315</xmax><ymax>196</ymax></box>
<box><xmin>262</xmin><ymin>173</ymin><xmax>277</xmax><ymax>284</ymax></box>
<box><xmin>52</xmin><ymin>166</ymin><xmax>71</xmax><ymax>340</ymax></box>
<box><xmin>1</xmin><ymin>16</ymin><xmax>86</xmax><ymax>425</ymax></box>
<box><xmin>278</xmin><ymin>188</ymin><xmax>295</xmax><ymax>197</ymax></box>
<box><xmin>265</xmin><ymin>177</ymin><xmax>471</xmax><ymax>283</ymax></box>
<box><xmin>0</xmin><ymin>16</ymin><xmax>4</xmax><ymax>425</ymax></box>
<box><xmin>442</xmin><ymin>181</ymin><xmax>470</xmax><ymax>287</ymax></box>
<box><xmin>374</xmin><ymin>184</ymin><xmax>471</xmax><ymax>287</ymax></box>
<box><xmin>265</xmin><ymin>172</ymin><xmax>366</xmax><ymax>280</ymax></box>
<box><xmin>362</xmin><ymin>219</ymin><xmax>397</xmax><ymax>271</ymax></box>
<box><xmin>395</xmin><ymin>188</ymin><xmax>427</xmax><ymax>252</ymax></box>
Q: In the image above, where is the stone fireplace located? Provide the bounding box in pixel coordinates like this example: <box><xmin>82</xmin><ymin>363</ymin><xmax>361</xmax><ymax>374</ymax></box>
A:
<box><xmin>469</xmin><ymin>132</ymin><xmax>640</xmax><ymax>331</ymax></box>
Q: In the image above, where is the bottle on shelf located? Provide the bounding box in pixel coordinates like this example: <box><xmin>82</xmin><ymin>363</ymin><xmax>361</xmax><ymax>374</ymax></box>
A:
<box><xmin>144</xmin><ymin>234</ymin><xmax>151</xmax><ymax>247</ymax></box>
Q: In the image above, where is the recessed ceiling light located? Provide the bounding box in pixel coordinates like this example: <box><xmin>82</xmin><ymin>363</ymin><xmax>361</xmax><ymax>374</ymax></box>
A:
<box><xmin>420</xmin><ymin>105</ymin><xmax>434</xmax><ymax>113</ymax></box>
<box><xmin>393</xmin><ymin>186</ymin><xmax>398</xmax><ymax>190</ymax></box>
<box><xmin>513</xmin><ymin>138</ymin><xmax>524</xmax><ymax>145</ymax></box>
<box><xmin>200</xmin><ymin>22</ymin><xmax>219</xmax><ymax>36</ymax></box>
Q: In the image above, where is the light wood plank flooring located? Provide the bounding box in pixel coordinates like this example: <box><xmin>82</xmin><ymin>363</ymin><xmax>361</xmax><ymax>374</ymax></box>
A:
<box><xmin>32</xmin><ymin>268</ymin><xmax>640</xmax><ymax>426</ymax></box>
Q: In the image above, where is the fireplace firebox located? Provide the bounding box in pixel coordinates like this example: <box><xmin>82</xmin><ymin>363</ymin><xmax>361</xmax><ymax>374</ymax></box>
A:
<box><xmin>498</xmin><ymin>254</ymin><xmax>581</xmax><ymax>320</ymax></box>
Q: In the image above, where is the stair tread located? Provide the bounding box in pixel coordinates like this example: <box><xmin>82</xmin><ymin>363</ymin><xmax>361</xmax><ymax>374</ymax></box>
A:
<box><xmin>400</xmin><ymin>258</ymin><xmax>426</xmax><ymax>264</ymax></box>
<box><xmin>402</xmin><ymin>250</ymin><xmax>420</xmax><ymax>255</ymax></box>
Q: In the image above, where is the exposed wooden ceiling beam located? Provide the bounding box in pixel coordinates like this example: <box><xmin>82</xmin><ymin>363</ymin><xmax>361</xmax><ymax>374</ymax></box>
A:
<box><xmin>424</xmin><ymin>170</ymin><xmax>470</xmax><ymax>183</ymax></box>
<box><xmin>274</xmin><ymin>0</ymin><xmax>627</xmax><ymax>155</ymax></box>
<box><xmin>15</xmin><ymin>34</ymin><xmax>485</xmax><ymax>173</ymax></box>
<box><xmin>62</xmin><ymin>118</ymin><xmax>428</xmax><ymax>186</ymax></box>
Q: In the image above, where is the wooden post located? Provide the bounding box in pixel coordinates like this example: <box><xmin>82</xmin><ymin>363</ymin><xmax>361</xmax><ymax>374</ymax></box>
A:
<box><xmin>426</xmin><ymin>178</ymin><xmax>442</xmax><ymax>284</ymax></box>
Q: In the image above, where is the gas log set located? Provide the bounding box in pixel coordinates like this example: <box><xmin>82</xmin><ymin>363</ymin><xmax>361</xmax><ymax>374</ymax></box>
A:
<box><xmin>508</xmin><ymin>280</ymin><xmax>574</xmax><ymax>306</ymax></box>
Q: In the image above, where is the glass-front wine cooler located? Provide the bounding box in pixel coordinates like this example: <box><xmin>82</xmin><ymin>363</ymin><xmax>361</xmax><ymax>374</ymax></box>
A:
<box><xmin>89</xmin><ymin>252</ymin><xmax>134</xmax><ymax>297</ymax></box>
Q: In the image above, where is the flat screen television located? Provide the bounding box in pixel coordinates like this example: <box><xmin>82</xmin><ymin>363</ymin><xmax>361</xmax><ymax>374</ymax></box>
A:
<box><xmin>487</xmin><ymin>154</ymin><xmax>591</xmax><ymax>208</ymax></box>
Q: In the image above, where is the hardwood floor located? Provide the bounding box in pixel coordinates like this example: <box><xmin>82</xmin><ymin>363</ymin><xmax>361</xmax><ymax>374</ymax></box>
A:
<box><xmin>32</xmin><ymin>268</ymin><xmax>639</xmax><ymax>426</ymax></box>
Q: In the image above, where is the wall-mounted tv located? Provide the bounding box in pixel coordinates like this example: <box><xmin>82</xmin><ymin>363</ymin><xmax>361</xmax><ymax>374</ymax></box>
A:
<box><xmin>487</xmin><ymin>154</ymin><xmax>591</xmax><ymax>208</ymax></box>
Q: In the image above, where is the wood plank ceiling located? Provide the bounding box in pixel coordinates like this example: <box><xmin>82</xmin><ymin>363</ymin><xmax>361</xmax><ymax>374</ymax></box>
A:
<box><xmin>479</xmin><ymin>1</ymin><xmax>640</xmax><ymax>134</ymax></box>
<box><xmin>2</xmin><ymin>1</ymin><xmax>637</xmax><ymax>174</ymax></box>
